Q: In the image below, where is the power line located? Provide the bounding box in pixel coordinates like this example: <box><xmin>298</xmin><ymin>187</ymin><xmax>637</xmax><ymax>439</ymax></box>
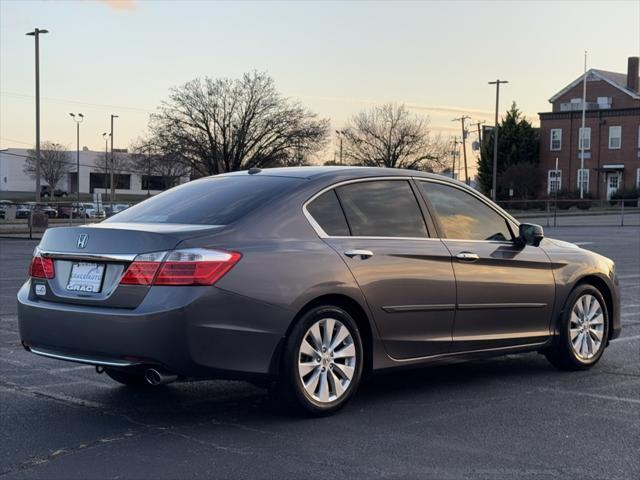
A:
<box><xmin>0</xmin><ymin>91</ymin><xmax>154</xmax><ymax>114</ymax></box>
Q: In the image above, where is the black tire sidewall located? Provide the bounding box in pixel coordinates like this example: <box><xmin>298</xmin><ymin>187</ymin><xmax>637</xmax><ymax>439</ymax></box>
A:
<box><xmin>557</xmin><ymin>285</ymin><xmax>609</xmax><ymax>368</ymax></box>
<box><xmin>281</xmin><ymin>305</ymin><xmax>363</xmax><ymax>415</ymax></box>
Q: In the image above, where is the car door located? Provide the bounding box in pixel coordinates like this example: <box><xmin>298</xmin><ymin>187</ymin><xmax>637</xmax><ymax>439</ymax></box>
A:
<box><xmin>305</xmin><ymin>178</ymin><xmax>456</xmax><ymax>359</ymax></box>
<box><xmin>417</xmin><ymin>180</ymin><xmax>555</xmax><ymax>353</ymax></box>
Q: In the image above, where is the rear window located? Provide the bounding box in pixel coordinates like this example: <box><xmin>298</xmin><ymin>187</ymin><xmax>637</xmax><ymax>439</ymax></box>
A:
<box><xmin>105</xmin><ymin>176</ymin><xmax>302</xmax><ymax>225</ymax></box>
<box><xmin>306</xmin><ymin>190</ymin><xmax>350</xmax><ymax>236</ymax></box>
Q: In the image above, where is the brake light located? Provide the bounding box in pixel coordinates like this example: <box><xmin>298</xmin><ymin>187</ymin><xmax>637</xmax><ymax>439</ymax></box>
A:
<box><xmin>29</xmin><ymin>255</ymin><xmax>55</xmax><ymax>279</ymax></box>
<box><xmin>120</xmin><ymin>249</ymin><xmax>240</xmax><ymax>286</ymax></box>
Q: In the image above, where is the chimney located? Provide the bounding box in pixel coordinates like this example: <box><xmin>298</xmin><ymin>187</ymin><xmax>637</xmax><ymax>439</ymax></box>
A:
<box><xmin>628</xmin><ymin>56</ymin><xmax>639</xmax><ymax>92</ymax></box>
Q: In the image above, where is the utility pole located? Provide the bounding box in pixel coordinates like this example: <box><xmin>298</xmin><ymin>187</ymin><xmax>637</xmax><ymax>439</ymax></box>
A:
<box><xmin>488</xmin><ymin>79</ymin><xmax>508</xmax><ymax>201</ymax></box>
<box><xmin>451</xmin><ymin>136</ymin><xmax>460</xmax><ymax>180</ymax></box>
<box><xmin>110</xmin><ymin>114</ymin><xmax>118</xmax><ymax>207</ymax></box>
<box><xmin>579</xmin><ymin>51</ymin><xmax>588</xmax><ymax>199</ymax></box>
<box><xmin>69</xmin><ymin>113</ymin><xmax>84</xmax><ymax>202</ymax></box>
<box><xmin>26</xmin><ymin>28</ymin><xmax>49</xmax><ymax>203</ymax></box>
<box><xmin>336</xmin><ymin>130</ymin><xmax>344</xmax><ymax>165</ymax></box>
<box><xmin>452</xmin><ymin>115</ymin><xmax>471</xmax><ymax>185</ymax></box>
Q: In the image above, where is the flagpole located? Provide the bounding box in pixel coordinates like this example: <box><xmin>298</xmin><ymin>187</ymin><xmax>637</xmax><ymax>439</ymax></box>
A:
<box><xmin>579</xmin><ymin>51</ymin><xmax>587</xmax><ymax>199</ymax></box>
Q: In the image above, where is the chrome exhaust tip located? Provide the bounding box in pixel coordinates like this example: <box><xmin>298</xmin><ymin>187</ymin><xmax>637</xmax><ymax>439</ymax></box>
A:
<box><xmin>144</xmin><ymin>368</ymin><xmax>177</xmax><ymax>386</ymax></box>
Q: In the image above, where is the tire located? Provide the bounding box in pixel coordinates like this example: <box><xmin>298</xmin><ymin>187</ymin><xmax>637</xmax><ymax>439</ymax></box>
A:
<box><xmin>545</xmin><ymin>284</ymin><xmax>609</xmax><ymax>370</ymax></box>
<box><xmin>104</xmin><ymin>368</ymin><xmax>149</xmax><ymax>387</ymax></box>
<box><xmin>276</xmin><ymin>305</ymin><xmax>364</xmax><ymax>416</ymax></box>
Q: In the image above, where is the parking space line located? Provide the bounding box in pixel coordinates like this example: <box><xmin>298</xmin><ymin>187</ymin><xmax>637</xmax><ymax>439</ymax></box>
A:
<box><xmin>612</xmin><ymin>334</ymin><xmax>640</xmax><ymax>342</ymax></box>
<box><xmin>549</xmin><ymin>389</ymin><xmax>640</xmax><ymax>405</ymax></box>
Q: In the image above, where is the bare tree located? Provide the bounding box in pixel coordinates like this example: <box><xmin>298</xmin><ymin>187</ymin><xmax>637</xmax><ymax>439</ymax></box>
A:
<box><xmin>148</xmin><ymin>71</ymin><xmax>329</xmax><ymax>176</ymax></box>
<box><xmin>24</xmin><ymin>142</ymin><xmax>71</xmax><ymax>190</ymax></box>
<box><xmin>342</xmin><ymin>104</ymin><xmax>447</xmax><ymax>171</ymax></box>
<box><xmin>129</xmin><ymin>137</ymin><xmax>190</xmax><ymax>191</ymax></box>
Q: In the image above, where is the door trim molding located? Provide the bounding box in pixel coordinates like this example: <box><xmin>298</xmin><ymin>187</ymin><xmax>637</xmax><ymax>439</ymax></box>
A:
<box><xmin>382</xmin><ymin>304</ymin><xmax>456</xmax><ymax>313</ymax></box>
<box><xmin>457</xmin><ymin>302</ymin><xmax>547</xmax><ymax>310</ymax></box>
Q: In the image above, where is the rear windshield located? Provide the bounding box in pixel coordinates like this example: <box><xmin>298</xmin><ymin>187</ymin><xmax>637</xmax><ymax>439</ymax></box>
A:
<box><xmin>105</xmin><ymin>175</ymin><xmax>302</xmax><ymax>225</ymax></box>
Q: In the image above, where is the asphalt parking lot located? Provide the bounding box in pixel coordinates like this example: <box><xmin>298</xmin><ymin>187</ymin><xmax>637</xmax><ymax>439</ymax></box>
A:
<box><xmin>1</xmin><ymin>226</ymin><xmax>639</xmax><ymax>479</ymax></box>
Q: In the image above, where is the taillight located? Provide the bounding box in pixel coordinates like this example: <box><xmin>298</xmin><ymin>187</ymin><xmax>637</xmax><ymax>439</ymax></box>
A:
<box><xmin>29</xmin><ymin>255</ymin><xmax>55</xmax><ymax>279</ymax></box>
<box><xmin>120</xmin><ymin>249</ymin><xmax>240</xmax><ymax>286</ymax></box>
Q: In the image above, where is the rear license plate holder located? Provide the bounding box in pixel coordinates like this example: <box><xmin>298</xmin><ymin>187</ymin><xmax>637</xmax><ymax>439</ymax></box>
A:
<box><xmin>66</xmin><ymin>262</ymin><xmax>105</xmax><ymax>293</ymax></box>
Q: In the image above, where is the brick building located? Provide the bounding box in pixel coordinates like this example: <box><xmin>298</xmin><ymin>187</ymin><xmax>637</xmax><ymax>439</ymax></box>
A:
<box><xmin>538</xmin><ymin>57</ymin><xmax>640</xmax><ymax>199</ymax></box>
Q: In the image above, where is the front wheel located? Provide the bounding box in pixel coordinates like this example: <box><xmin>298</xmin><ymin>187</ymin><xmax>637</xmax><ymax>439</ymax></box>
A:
<box><xmin>545</xmin><ymin>284</ymin><xmax>609</xmax><ymax>370</ymax></box>
<box><xmin>276</xmin><ymin>306</ymin><xmax>364</xmax><ymax>416</ymax></box>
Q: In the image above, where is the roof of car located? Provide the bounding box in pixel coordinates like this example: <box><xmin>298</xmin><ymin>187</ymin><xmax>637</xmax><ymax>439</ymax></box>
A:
<box><xmin>224</xmin><ymin>166</ymin><xmax>457</xmax><ymax>183</ymax></box>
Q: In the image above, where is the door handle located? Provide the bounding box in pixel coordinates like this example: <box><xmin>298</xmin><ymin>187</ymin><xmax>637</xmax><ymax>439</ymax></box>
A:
<box><xmin>344</xmin><ymin>249</ymin><xmax>374</xmax><ymax>260</ymax></box>
<box><xmin>455</xmin><ymin>252</ymin><xmax>480</xmax><ymax>262</ymax></box>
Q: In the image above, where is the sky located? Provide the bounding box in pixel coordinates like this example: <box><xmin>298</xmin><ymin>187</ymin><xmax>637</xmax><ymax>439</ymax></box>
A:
<box><xmin>1</xmin><ymin>0</ymin><xmax>639</xmax><ymax>166</ymax></box>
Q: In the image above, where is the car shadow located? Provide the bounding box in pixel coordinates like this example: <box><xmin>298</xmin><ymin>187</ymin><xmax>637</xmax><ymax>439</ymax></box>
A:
<box><xmin>90</xmin><ymin>351</ymin><xmax>565</xmax><ymax>426</ymax></box>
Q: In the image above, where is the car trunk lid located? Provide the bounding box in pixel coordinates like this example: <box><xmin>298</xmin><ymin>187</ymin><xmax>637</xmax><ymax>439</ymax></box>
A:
<box><xmin>31</xmin><ymin>223</ymin><xmax>222</xmax><ymax>308</ymax></box>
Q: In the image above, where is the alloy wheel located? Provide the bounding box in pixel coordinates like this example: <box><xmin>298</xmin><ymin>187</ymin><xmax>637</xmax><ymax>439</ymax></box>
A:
<box><xmin>297</xmin><ymin>317</ymin><xmax>357</xmax><ymax>403</ymax></box>
<box><xmin>569</xmin><ymin>294</ymin><xmax>605</xmax><ymax>360</ymax></box>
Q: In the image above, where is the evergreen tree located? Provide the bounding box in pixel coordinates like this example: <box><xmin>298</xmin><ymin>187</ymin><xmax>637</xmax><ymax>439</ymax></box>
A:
<box><xmin>478</xmin><ymin>102</ymin><xmax>539</xmax><ymax>199</ymax></box>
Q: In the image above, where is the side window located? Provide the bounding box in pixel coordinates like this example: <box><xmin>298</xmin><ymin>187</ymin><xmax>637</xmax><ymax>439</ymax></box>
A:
<box><xmin>306</xmin><ymin>190</ymin><xmax>350</xmax><ymax>236</ymax></box>
<box><xmin>336</xmin><ymin>180</ymin><xmax>427</xmax><ymax>237</ymax></box>
<box><xmin>420</xmin><ymin>182</ymin><xmax>513</xmax><ymax>242</ymax></box>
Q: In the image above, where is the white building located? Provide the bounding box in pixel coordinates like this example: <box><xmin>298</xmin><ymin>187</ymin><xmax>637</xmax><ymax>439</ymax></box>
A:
<box><xmin>0</xmin><ymin>148</ymin><xmax>189</xmax><ymax>198</ymax></box>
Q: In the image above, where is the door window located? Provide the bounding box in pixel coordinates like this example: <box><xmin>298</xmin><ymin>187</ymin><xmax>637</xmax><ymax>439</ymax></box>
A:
<box><xmin>306</xmin><ymin>190</ymin><xmax>350</xmax><ymax>236</ymax></box>
<box><xmin>420</xmin><ymin>182</ymin><xmax>513</xmax><ymax>241</ymax></box>
<box><xmin>336</xmin><ymin>180</ymin><xmax>428</xmax><ymax>238</ymax></box>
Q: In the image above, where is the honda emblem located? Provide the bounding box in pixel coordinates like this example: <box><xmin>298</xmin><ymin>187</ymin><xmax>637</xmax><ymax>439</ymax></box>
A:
<box><xmin>77</xmin><ymin>234</ymin><xmax>89</xmax><ymax>249</ymax></box>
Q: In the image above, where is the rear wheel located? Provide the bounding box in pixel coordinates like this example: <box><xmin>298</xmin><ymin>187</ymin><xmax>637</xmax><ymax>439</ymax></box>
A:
<box><xmin>276</xmin><ymin>305</ymin><xmax>363</xmax><ymax>415</ymax></box>
<box><xmin>545</xmin><ymin>284</ymin><xmax>609</xmax><ymax>370</ymax></box>
<box><xmin>104</xmin><ymin>368</ymin><xmax>149</xmax><ymax>387</ymax></box>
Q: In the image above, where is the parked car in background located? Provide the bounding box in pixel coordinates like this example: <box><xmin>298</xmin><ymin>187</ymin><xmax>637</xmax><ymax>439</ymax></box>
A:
<box><xmin>17</xmin><ymin>167</ymin><xmax>620</xmax><ymax>415</ymax></box>
<box><xmin>57</xmin><ymin>202</ymin><xmax>86</xmax><ymax>219</ymax></box>
<box><xmin>83</xmin><ymin>203</ymin><xmax>106</xmax><ymax>219</ymax></box>
<box><xmin>14</xmin><ymin>203</ymin><xmax>58</xmax><ymax>219</ymax></box>
<box><xmin>40</xmin><ymin>186</ymin><xmax>68</xmax><ymax>198</ymax></box>
<box><xmin>104</xmin><ymin>203</ymin><xmax>131</xmax><ymax>217</ymax></box>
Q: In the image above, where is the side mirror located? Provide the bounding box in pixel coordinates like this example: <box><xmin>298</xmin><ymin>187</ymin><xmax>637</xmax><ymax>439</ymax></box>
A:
<box><xmin>518</xmin><ymin>223</ymin><xmax>544</xmax><ymax>247</ymax></box>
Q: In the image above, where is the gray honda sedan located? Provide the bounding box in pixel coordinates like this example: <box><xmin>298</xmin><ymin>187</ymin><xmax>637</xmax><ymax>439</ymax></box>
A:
<box><xmin>18</xmin><ymin>167</ymin><xmax>620</xmax><ymax>415</ymax></box>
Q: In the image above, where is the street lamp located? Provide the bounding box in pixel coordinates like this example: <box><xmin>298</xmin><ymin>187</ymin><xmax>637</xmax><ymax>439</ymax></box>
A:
<box><xmin>69</xmin><ymin>113</ymin><xmax>84</xmax><ymax>202</ymax></box>
<box><xmin>26</xmin><ymin>27</ymin><xmax>49</xmax><ymax>202</ymax></box>
<box><xmin>102</xmin><ymin>132</ymin><xmax>111</xmax><ymax>199</ymax></box>
<box><xmin>109</xmin><ymin>114</ymin><xmax>119</xmax><ymax>206</ymax></box>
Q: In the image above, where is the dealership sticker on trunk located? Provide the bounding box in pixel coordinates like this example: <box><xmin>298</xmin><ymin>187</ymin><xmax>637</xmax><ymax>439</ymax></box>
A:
<box><xmin>35</xmin><ymin>284</ymin><xmax>46</xmax><ymax>296</ymax></box>
<box><xmin>67</xmin><ymin>263</ymin><xmax>105</xmax><ymax>293</ymax></box>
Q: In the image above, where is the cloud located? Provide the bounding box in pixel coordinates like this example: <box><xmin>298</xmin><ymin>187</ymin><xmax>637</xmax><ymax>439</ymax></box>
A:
<box><xmin>99</xmin><ymin>0</ymin><xmax>137</xmax><ymax>11</ymax></box>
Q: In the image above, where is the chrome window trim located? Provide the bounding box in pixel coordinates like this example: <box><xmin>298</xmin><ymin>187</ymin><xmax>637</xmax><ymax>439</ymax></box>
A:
<box><xmin>302</xmin><ymin>176</ymin><xmax>432</xmax><ymax>239</ymax></box>
<box><xmin>37</xmin><ymin>248</ymin><xmax>137</xmax><ymax>262</ymax></box>
<box><xmin>302</xmin><ymin>175</ymin><xmax>520</xmax><ymax>242</ymax></box>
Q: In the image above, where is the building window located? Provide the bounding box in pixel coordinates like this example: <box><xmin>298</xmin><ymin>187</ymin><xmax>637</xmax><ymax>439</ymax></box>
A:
<box><xmin>579</xmin><ymin>127</ymin><xmax>591</xmax><ymax>150</ymax></box>
<box><xmin>608</xmin><ymin>126</ymin><xmax>621</xmax><ymax>150</ymax></box>
<box><xmin>577</xmin><ymin>169</ymin><xmax>589</xmax><ymax>193</ymax></box>
<box><xmin>597</xmin><ymin>96</ymin><xmax>611</xmax><ymax>108</ymax></box>
<box><xmin>637</xmin><ymin>168</ymin><xmax>640</xmax><ymax>189</ymax></box>
<box><xmin>550</xmin><ymin>129</ymin><xmax>562</xmax><ymax>151</ymax></box>
<box><xmin>548</xmin><ymin>169</ymin><xmax>562</xmax><ymax>195</ymax></box>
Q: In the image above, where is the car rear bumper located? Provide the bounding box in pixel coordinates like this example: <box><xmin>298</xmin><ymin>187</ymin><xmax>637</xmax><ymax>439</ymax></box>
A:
<box><xmin>17</xmin><ymin>280</ymin><xmax>291</xmax><ymax>377</ymax></box>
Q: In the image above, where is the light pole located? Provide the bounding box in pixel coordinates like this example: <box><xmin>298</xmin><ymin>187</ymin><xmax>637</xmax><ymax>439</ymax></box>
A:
<box><xmin>26</xmin><ymin>27</ymin><xmax>49</xmax><ymax>203</ymax></box>
<box><xmin>109</xmin><ymin>114</ymin><xmax>119</xmax><ymax>206</ymax></box>
<box><xmin>69</xmin><ymin>113</ymin><xmax>84</xmax><ymax>202</ymax></box>
<box><xmin>102</xmin><ymin>132</ymin><xmax>110</xmax><ymax>200</ymax></box>
<box><xmin>488</xmin><ymin>79</ymin><xmax>508</xmax><ymax>201</ymax></box>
